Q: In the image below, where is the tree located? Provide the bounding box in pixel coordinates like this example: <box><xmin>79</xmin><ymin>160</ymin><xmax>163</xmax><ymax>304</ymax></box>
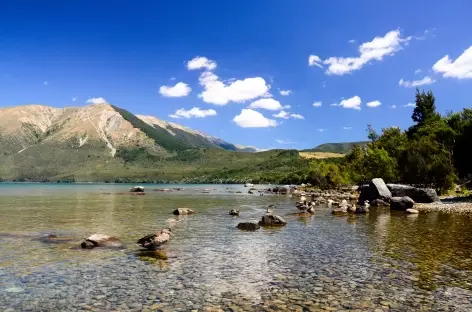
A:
<box><xmin>375</xmin><ymin>127</ymin><xmax>408</xmax><ymax>160</ymax></box>
<box><xmin>412</xmin><ymin>89</ymin><xmax>438</xmax><ymax>125</ymax></box>
<box><xmin>362</xmin><ymin>148</ymin><xmax>398</xmax><ymax>182</ymax></box>
<box><xmin>367</xmin><ymin>124</ymin><xmax>379</xmax><ymax>143</ymax></box>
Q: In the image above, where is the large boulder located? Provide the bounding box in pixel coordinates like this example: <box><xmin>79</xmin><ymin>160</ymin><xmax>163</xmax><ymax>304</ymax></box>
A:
<box><xmin>390</xmin><ymin>196</ymin><xmax>415</xmax><ymax>211</ymax></box>
<box><xmin>358</xmin><ymin>178</ymin><xmax>391</xmax><ymax>204</ymax></box>
<box><xmin>387</xmin><ymin>184</ymin><xmax>439</xmax><ymax>203</ymax></box>
<box><xmin>237</xmin><ymin>222</ymin><xmax>260</xmax><ymax>231</ymax></box>
<box><xmin>258</xmin><ymin>215</ymin><xmax>287</xmax><ymax>227</ymax></box>
<box><xmin>81</xmin><ymin>234</ymin><xmax>124</xmax><ymax>249</ymax></box>
<box><xmin>173</xmin><ymin>208</ymin><xmax>195</xmax><ymax>215</ymax></box>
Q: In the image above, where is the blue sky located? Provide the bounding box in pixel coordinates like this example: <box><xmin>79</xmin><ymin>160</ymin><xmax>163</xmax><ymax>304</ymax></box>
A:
<box><xmin>1</xmin><ymin>1</ymin><xmax>471</xmax><ymax>150</ymax></box>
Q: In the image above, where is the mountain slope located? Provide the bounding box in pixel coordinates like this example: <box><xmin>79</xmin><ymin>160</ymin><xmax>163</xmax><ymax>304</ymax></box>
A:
<box><xmin>303</xmin><ymin>141</ymin><xmax>368</xmax><ymax>154</ymax></box>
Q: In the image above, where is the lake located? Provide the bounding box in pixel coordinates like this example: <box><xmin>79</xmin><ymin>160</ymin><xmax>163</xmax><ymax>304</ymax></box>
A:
<box><xmin>1</xmin><ymin>183</ymin><xmax>472</xmax><ymax>311</ymax></box>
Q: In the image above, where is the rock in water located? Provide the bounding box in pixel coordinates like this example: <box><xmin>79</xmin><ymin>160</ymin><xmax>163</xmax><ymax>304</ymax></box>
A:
<box><xmin>237</xmin><ymin>222</ymin><xmax>260</xmax><ymax>231</ymax></box>
<box><xmin>355</xmin><ymin>206</ymin><xmax>369</xmax><ymax>213</ymax></box>
<box><xmin>386</xmin><ymin>184</ymin><xmax>439</xmax><ymax>203</ymax></box>
<box><xmin>258</xmin><ymin>215</ymin><xmax>287</xmax><ymax>227</ymax></box>
<box><xmin>370</xmin><ymin>198</ymin><xmax>390</xmax><ymax>207</ymax></box>
<box><xmin>173</xmin><ymin>208</ymin><xmax>195</xmax><ymax>215</ymax></box>
<box><xmin>358</xmin><ymin>178</ymin><xmax>391</xmax><ymax>204</ymax></box>
<box><xmin>306</xmin><ymin>207</ymin><xmax>315</xmax><ymax>214</ymax></box>
<box><xmin>137</xmin><ymin>229</ymin><xmax>172</xmax><ymax>250</ymax></box>
<box><xmin>390</xmin><ymin>196</ymin><xmax>415</xmax><ymax>211</ymax></box>
<box><xmin>130</xmin><ymin>186</ymin><xmax>144</xmax><ymax>192</ymax></box>
<box><xmin>406</xmin><ymin>208</ymin><xmax>419</xmax><ymax>214</ymax></box>
<box><xmin>81</xmin><ymin>234</ymin><xmax>124</xmax><ymax>249</ymax></box>
<box><xmin>229</xmin><ymin>209</ymin><xmax>240</xmax><ymax>216</ymax></box>
<box><xmin>332</xmin><ymin>206</ymin><xmax>348</xmax><ymax>215</ymax></box>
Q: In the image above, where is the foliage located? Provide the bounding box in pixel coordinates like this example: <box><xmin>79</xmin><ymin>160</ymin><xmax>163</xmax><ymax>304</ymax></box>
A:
<box><xmin>303</xmin><ymin>141</ymin><xmax>369</xmax><ymax>154</ymax></box>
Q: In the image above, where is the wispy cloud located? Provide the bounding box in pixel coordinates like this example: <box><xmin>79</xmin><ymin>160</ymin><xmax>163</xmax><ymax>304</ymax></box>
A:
<box><xmin>391</xmin><ymin>105</ymin><xmax>397</xmax><ymax>109</ymax></box>
<box><xmin>72</xmin><ymin>96</ymin><xmax>78</xmax><ymax>102</ymax></box>
<box><xmin>43</xmin><ymin>81</ymin><xmax>48</xmax><ymax>86</ymax></box>
<box><xmin>86</xmin><ymin>97</ymin><xmax>108</xmax><ymax>105</ymax></box>
<box><xmin>276</xmin><ymin>139</ymin><xmax>296</xmax><ymax>144</ymax></box>
<box><xmin>312</xmin><ymin>101</ymin><xmax>322</xmax><ymax>107</ymax></box>
<box><xmin>343</xmin><ymin>126</ymin><xmax>352</xmax><ymax>130</ymax></box>
<box><xmin>403</xmin><ymin>103</ymin><xmax>415</xmax><ymax>107</ymax></box>
<box><xmin>279</xmin><ymin>89</ymin><xmax>292</xmax><ymax>96</ymax></box>
<box><xmin>399</xmin><ymin>76</ymin><xmax>435</xmax><ymax>87</ymax></box>
<box><xmin>366</xmin><ymin>100</ymin><xmax>381</xmax><ymax>108</ymax></box>
<box><xmin>169</xmin><ymin>107</ymin><xmax>216</xmax><ymax>119</ymax></box>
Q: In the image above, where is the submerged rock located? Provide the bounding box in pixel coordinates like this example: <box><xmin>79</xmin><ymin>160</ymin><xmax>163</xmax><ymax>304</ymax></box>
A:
<box><xmin>237</xmin><ymin>222</ymin><xmax>260</xmax><ymax>231</ymax></box>
<box><xmin>173</xmin><ymin>208</ymin><xmax>195</xmax><ymax>215</ymax></box>
<box><xmin>229</xmin><ymin>209</ymin><xmax>240</xmax><ymax>216</ymax></box>
<box><xmin>355</xmin><ymin>206</ymin><xmax>369</xmax><ymax>213</ymax></box>
<box><xmin>81</xmin><ymin>234</ymin><xmax>124</xmax><ymax>249</ymax></box>
<box><xmin>387</xmin><ymin>184</ymin><xmax>439</xmax><ymax>203</ymax></box>
<box><xmin>137</xmin><ymin>229</ymin><xmax>173</xmax><ymax>250</ymax></box>
<box><xmin>258</xmin><ymin>214</ymin><xmax>287</xmax><ymax>227</ymax></box>
<box><xmin>390</xmin><ymin>196</ymin><xmax>415</xmax><ymax>211</ymax></box>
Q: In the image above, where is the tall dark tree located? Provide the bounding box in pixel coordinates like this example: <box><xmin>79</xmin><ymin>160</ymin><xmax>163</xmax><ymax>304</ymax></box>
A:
<box><xmin>412</xmin><ymin>89</ymin><xmax>438</xmax><ymax>125</ymax></box>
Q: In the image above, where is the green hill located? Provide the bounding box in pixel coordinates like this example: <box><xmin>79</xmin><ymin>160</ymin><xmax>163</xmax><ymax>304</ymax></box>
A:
<box><xmin>303</xmin><ymin>141</ymin><xmax>368</xmax><ymax>154</ymax></box>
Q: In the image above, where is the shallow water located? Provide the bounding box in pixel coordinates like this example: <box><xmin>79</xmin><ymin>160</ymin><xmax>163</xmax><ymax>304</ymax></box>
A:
<box><xmin>1</xmin><ymin>183</ymin><xmax>472</xmax><ymax>311</ymax></box>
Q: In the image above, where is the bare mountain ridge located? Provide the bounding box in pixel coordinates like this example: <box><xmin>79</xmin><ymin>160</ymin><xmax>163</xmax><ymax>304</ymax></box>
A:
<box><xmin>0</xmin><ymin>103</ymin><xmax>256</xmax><ymax>155</ymax></box>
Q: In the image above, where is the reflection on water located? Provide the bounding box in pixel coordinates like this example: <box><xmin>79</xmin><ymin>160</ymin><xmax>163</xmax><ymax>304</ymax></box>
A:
<box><xmin>0</xmin><ymin>183</ymin><xmax>472</xmax><ymax>311</ymax></box>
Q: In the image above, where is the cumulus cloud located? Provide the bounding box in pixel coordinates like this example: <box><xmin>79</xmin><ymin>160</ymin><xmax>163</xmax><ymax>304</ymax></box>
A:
<box><xmin>159</xmin><ymin>82</ymin><xmax>192</xmax><ymax>97</ymax></box>
<box><xmin>308</xmin><ymin>55</ymin><xmax>323</xmax><ymax>68</ymax></box>
<box><xmin>279</xmin><ymin>89</ymin><xmax>292</xmax><ymax>96</ymax></box>
<box><xmin>72</xmin><ymin>96</ymin><xmax>78</xmax><ymax>102</ymax></box>
<box><xmin>233</xmin><ymin>109</ymin><xmax>277</xmax><ymax>128</ymax></box>
<box><xmin>187</xmin><ymin>56</ymin><xmax>217</xmax><ymax>71</ymax></box>
<box><xmin>290</xmin><ymin>114</ymin><xmax>304</xmax><ymax>119</ymax></box>
<box><xmin>366</xmin><ymin>100</ymin><xmax>382</xmax><ymax>108</ymax></box>
<box><xmin>198</xmin><ymin>71</ymin><xmax>270</xmax><ymax>105</ymax></box>
<box><xmin>86</xmin><ymin>97</ymin><xmax>108</xmax><ymax>105</ymax></box>
<box><xmin>432</xmin><ymin>46</ymin><xmax>472</xmax><ymax>79</ymax></box>
<box><xmin>403</xmin><ymin>103</ymin><xmax>415</xmax><ymax>107</ymax></box>
<box><xmin>43</xmin><ymin>81</ymin><xmax>48</xmax><ymax>86</ymax></box>
<box><xmin>332</xmin><ymin>96</ymin><xmax>362</xmax><ymax>110</ymax></box>
<box><xmin>249</xmin><ymin>98</ymin><xmax>284</xmax><ymax>111</ymax></box>
<box><xmin>169</xmin><ymin>107</ymin><xmax>216</xmax><ymax>119</ymax></box>
<box><xmin>399</xmin><ymin>76</ymin><xmax>435</xmax><ymax>88</ymax></box>
<box><xmin>312</xmin><ymin>101</ymin><xmax>322</xmax><ymax>107</ymax></box>
<box><xmin>311</xmin><ymin>29</ymin><xmax>412</xmax><ymax>75</ymax></box>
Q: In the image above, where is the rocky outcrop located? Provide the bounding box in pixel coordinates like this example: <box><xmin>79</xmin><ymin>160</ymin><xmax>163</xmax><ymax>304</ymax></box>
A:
<box><xmin>237</xmin><ymin>222</ymin><xmax>260</xmax><ymax>231</ymax></box>
<box><xmin>173</xmin><ymin>208</ymin><xmax>195</xmax><ymax>215</ymax></box>
<box><xmin>258</xmin><ymin>215</ymin><xmax>287</xmax><ymax>227</ymax></box>
<box><xmin>387</xmin><ymin>184</ymin><xmax>439</xmax><ymax>203</ymax></box>
<box><xmin>358</xmin><ymin>178</ymin><xmax>391</xmax><ymax>204</ymax></box>
<box><xmin>137</xmin><ymin>229</ymin><xmax>172</xmax><ymax>250</ymax></box>
<box><xmin>390</xmin><ymin>196</ymin><xmax>415</xmax><ymax>211</ymax></box>
<box><xmin>229</xmin><ymin>209</ymin><xmax>240</xmax><ymax>216</ymax></box>
<box><xmin>81</xmin><ymin>234</ymin><xmax>124</xmax><ymax>249</ymax></box>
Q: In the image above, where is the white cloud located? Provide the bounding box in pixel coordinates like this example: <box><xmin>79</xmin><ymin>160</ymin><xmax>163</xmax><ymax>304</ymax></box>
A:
<box><xmin>366</xmin><ymin>100</ymin><xmax>381</xmax><ymax>108</ymax></box>
<box><xmin>391</xmin><ymin>105</ymin><xmax>397</xmax><ymax>109</ymax></box>
<box><xmin>273</xmin><ymin>110</ymin><xmax>289</xmax><ymax>119</ymax></box>
<box><xmin>432</xmin><ymin>46</ymin><xmax>472</xmax><ymax>79</ymax></box>
<box><xmin>279</xmin><ymin>89</ymin><xmax>292</xmax><ymax>96</ymax></box>
<box><xmin>276</xmin><ymin>139</ymin><xmax>296</xmax><ymax>144</ymax></box>
<box><xmin>290</xmin><ymin>113</ymin><xmax>304</xmax><ymax>119</ymax></box>
<box><xmin>308</xmin><ymin>55</ymin><xmax>323</xmax><ymax>68</ymax></box>
<box><xmin>272</xmin><ymin>111</ymin><xmax>303</xmax><ymax>120</ymax></box>
<box><xmin>169</xmin><ymin>107</ymin><xmax>216</xmax><ymax>119</ymax></box>
<box><xmin>333</xmin><ymin>95</ymin><xmax>362</xmax><ymax>110</ymax></box>
<box><xmin>86</xmin><ymin>97</ymin><xmax>108</xmax><ymax>105</ymax></box>
<box><xmin>348</xmin><ymin>39</ymin><xmax>357</xmax><ymax>44</ymax></box>
<box><xmin>414</xmin><ymin>69</ymin><xmax>422</xmax><ymax>74</ymax></box>
<box><xmin>198</xmin><ymin>71</ymin><xmax>270</xmax><ymax>105</ymax></box>
<box><xmin>343</xmin><ymin>126</ymin><xmax>352</xmax><ymax>130</ymax></box>
<box><xmin>187</xmin><ymin>56</ymin><xmax>217</xmax><ymax>71</ymax></box>
<box><xmin>170</xmin><ymin>77</ymin><xmax>176</xmax><ymax>81</ymax></box>
<box><xmin>317</xmin><ymin>128</ymin><xmax>326</xmax><ymax>132</ymax></box>
<box><xmin>403</xmin><ymin>103</ymin><xmax>415</xmax><ymax>107</ymax></box>
<box><xmin>233</xmin><ymin>109</ymin><xmax>277</xmax><ymax>128</ymax></box>
<box><xmin>312</xmin><ymin>101</ymin><xmax>322</xmax><ymax>107</ymax></box>
<box><xmin>43</xmin><ymin>81</ymin><xmax>48</xmax><ymax>86</ymax></box>
<box><xmin>72</xmin><ymin>96</ymin><xmax>78</xmax><ymax>102</ymax></box>
<box><xmin>249</xmin><ymin>98</ymin><xmax>284</xmax><ymax>111</ymax></box>
<box><xmin>314</xmin><ymin>29</ymin><xmax>412</xmax><ymax>75</ymax></box>
<box><xmin>398</xmin><ymin>76</ymin><xmax>435</xmax><ymax>88</ymax></box>
<box><xmin>159</xmin><ymin>82</ymin><xmax>192</xmax><ymax>97</ymax></box>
